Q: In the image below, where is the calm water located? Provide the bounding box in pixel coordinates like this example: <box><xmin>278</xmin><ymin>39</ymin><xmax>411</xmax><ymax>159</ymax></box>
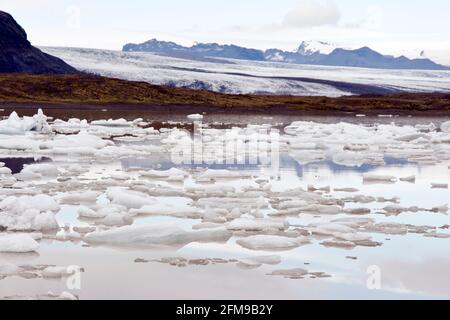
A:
<box><xmin>1</xmin><ymin>109</ymin><xmax>449</xmax><ymax>300</ymax></box>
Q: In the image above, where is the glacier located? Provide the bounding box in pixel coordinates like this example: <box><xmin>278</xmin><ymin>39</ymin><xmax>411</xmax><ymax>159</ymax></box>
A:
<box><xmin>41</xmin><ymin>47</ymin><xmax>450</xmax><ymax>97</ymax></box>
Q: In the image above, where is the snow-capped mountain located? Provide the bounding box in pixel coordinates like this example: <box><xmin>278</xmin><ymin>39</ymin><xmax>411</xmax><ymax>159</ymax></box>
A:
<box><xmin>123</xmin><ymin>38</ymin><xmax>449</xmax><ymax>70</ymax></box>
<box><xmin>296</xmin><ymin>40</ymin><xmax>340</xmax><ymax>56</ymax></box>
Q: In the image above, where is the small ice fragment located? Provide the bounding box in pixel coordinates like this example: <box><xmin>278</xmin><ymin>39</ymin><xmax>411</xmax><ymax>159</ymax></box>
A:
<box><xmin>400</xmin><ymin>175</ymin><xmax>416</xmax><ymax>183</ymax></box>
<box><xmin>42</xmin><ymin>266</ymin><xmax>71</xmax><ymax>279</ymax></box>
<box><xmin>227</xmin><ymin>218</ymin><xmax>289</xmax><ymax>232</ymax></box>
<box><xmin>268</xmin><ymin>268</ymin><xmax>309</xmax><ymax>279</ymax></box>
<box><xmin>187</xmin><ymin>114</ymin><xmax>204</xmax><ymax>120</ymax></box>
<box><xmin>334</xmin><ymin>188</ymin><xmax>359</xmax><ymax>193</ymax></box>
<box><xmin>431</xmin><ymin>183</ymin><xmax>448</xmax><ymax>189</ymax></box>
<box><xmin>363</xmin><ymin>174</ymin><xmax>397</xmax><ymax>183</ymax></box>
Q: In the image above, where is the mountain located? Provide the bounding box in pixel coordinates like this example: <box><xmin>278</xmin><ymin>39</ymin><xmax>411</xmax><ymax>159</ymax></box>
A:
<box><xmin>0</xmin><ymin>11</ymin><xmax>77</xmax><ymax>74</ymax></box>
<box><xmin>123</xmin><ymin>38</ymin><xmax>449</xmax><ymax>70</ymax></box>
<box><xmin>318</xmin><ymin>47</ymin><xmax>446</xmax><ymax>70</ymax></box>
<box><xmin>296</xmin><ymin>40</ymin><xmax>339</xmax><ymax>55</ymax></box>
<box><xmin>123</xmin><ymin>39</ymin><xmax>265</xmax><ymax>61</ymax></box>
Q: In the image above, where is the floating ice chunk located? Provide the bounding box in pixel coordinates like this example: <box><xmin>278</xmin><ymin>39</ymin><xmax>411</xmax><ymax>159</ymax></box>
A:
<box><xmin>197</xmin><ymin>169</ymin><xmax>252</xmax><ymax>180</ymax></box>
<box><xmin>91</xmin><ymin>118</ymin><xmax>131</xmax><ymax>127</ymax></box>
<box><xmin>236</xmin><ymin>235</ymin><xmax>309</xmax><ymax>251</ymax></box>
<box><xmin>192</xmin><ymin>222</ymin><xmax>224</xmax><ymax>230</ymax></box>
<box><xmin>298</xmin><ymin>204</ymin><xmax>342</xmax><ymax>215</ymax></box>
<box><xmin>20</xmin><ymin>163</ymin><xmax>59</xmax><ymax>180</ymax></box>
<box><xmin>424</xmin><ymin>232</ymin><xmax>450</xmax><ymax>239</ymax></box>
<box><xmin>248</xmin><ymin>255</ymin><xmax>281</xmax><ymax>265</ymax></box>
<box><xmin>236</xmin><ymin>260</ymin><xmax>262</xmax><ymax>269</ymax></box>
<box><xmin>441</xmin><ymin>121</ymin><xmax>450</xmax><ymax>133</ymax></box>
<box><xmin>307</xmin><ymin>185</ymin><xmax>331</xmax><ymax>193</ymax></box>
<box><xmin>0</xmin><ymin>109</ymin><xmax>49</xmax><ymax>135</ymax></box>
<box><xmin>364</xmin><ymin>222</ymin><xmax>408</xmax><ymax>235</ymax></box>
<box><xmin>400</xmin><ymin>175</ymin><xmax>416</xmax><ymax>183</ymax></box>
<box><xmin>383</xmin><ymin>205</ymin><xmax>421</xmax><ymax>216</ymax></box>
<box><xmin>227</xmin><ymin>218</ymin><xmax>289</xmax><ymax>232</ymax></box>
<box><xmin>0</xmin><ymin>167</ymin><xmax>12</xmax><ymax>175</ymax></box>
<box><xmin>363</xmin><ymin>174</ymin><xmax>397</xmax><ymax>183</ymax></box>
<box><xmin>185</xmin><ymin>185</ymin><xmax>236</xmax><ymax>198</ymax></box>
<box><xmin>430</xmin><ymin>204</ymin><xmax>448</xmax><ymax>213</ymax></box>
<box><xmin>321</xmin><ymin>240</ymin><xmax>356</xmax><ymax>249</ymax></box>
<box><xmin>0</xmin><ymin>234</ymin><xmax>39</xmax><ymax>253</ymax></box>
<box><xmin>0</xmin><ymin>135</ymin><xmax>40</xmax><ymax>150</ymax></box>
<box><xmin>140</xmin><ymin>168</ymin><xmax>188</xmax><ymax>180</ymax></box>
<box><xmin>289</xmin><ymin>150</ymin><xmax>326</xmax><ymax>165</ymax></box>
<box><xmin>334</xmin><ymin>188</ymin><xmax>359</xmax><ymax>193</ymax></box>
<box><xmin>42</xmin><ymin>266</ymin><xmax>71</xmax><ymax>278</ymax></box>
<box><xmin>41</xmin><ymin>132</ymin><xmax>114</xmax><ymax>151</ymax></box>
<box><xmin>98</xmin><ymin>212</ymin><xmax>133</xmax><ymax>227</ymax></box>
<box><xmin>60</xmin><ymin>191</ymin><xmax>101</xmax><ymax>205</ymax></box>
<box><xmin>84</xmin><ymin>223</ymin><xmax>232</xmax><ymax>248</ymax></box>
<box><xmin>78</xmin><ymin>206</ymin><xmax>106</xmax><ymax>219</ymax></box>
<box><xmin>332</xmin><ymin>151</ymin><xmax>367</xmax><ymax>167</ymax></box>
<box><xmin>0</xmin><ymin>194</ymin><xmax>60</xmax><ymax>215</ymax></box>
<box><xmin>395</xmin><ymin>133</ymin><xmax>430</xmax><ymax>142</ymax></box>
<box><xmin>344</xmin><ymin>208</ymin><xmax>371</xmax><ymax>215</ymax></box>
<box><xmin>201</xmin><ymin>207</ymin><xmax>228</xmax><ymax>223</ymax></box>
<box><xmin>333</xmin><ymin>232</ymin><xmax>372</xmax><ymax>242</ymax></box>
<box><xmin>268</xmin><ymin>268</ymin><xmax>309</xmax><ymax>278</ymax></box>
<box><xmin>0</xmin><ymin>263</ymin><xmax>20</xmax><ymax>278</ymax></box>
<box><xmin>31</xmin><ymin>212</ymin><xmax>59</xmax><ymax>232</ymax></box>
<box><xmin>73</xmin><ymin>226</ymin><xmax>96</xmax><ymax>234</ymax></box>
<box><xmin>106</xmin><ymin>187</ymin><xmax>156</xmax><ymax>209</ymax></box>
<box><xmin>278</xmin><ymin>200</ymin><xmax>309</xmax><ymax>210</ymax></box>
<box><xmin>431</xmin><ymin>183</ymin><xmax>448</xmax><ymax>189</ymax></box>
<box><xmin>187</xmin><ymin>114</ymin><xmax>204</xmax><ymax>120</ymax></box>
<box><xmin>310</xmin><ymin>223</ymin><xmax>356</xmax><ymax>236</ymax></box>
<box><xmin>130</xmin><ymin>202</ymin><xmax>200</xmax><ymax>219</ymax></box>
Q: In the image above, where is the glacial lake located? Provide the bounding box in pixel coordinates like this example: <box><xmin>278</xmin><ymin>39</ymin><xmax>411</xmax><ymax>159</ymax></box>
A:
<box><xmin>0</xmin><ymin>109</ymin><xmax>449</xmax><ymax>300</ymax></box>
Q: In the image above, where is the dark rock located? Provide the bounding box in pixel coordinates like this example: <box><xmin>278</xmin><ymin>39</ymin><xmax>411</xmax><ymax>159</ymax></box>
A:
<box><xmin>0</xmin><ymin>11</ymin><xmax>78</xmax><ymax>74</ymax></box>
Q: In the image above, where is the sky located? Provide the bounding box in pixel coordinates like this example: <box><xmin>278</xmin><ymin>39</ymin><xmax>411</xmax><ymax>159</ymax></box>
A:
<box><xmin>1</xmin><ymin>0</ymin><xmax>450</xmax><ymax>63</ymax></box>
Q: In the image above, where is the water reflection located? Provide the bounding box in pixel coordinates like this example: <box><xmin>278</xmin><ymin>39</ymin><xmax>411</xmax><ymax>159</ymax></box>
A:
<box><xmin>0</xmin><ymin>157</ymin><xmax>52</xmax><ymax>174</ymax></box>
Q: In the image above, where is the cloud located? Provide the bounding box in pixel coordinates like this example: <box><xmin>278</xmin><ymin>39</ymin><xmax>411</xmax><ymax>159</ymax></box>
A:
<box><xmin>282</xmin><ymin>0</ymin><xmax>341</xmax><ymax>29</ymax></box>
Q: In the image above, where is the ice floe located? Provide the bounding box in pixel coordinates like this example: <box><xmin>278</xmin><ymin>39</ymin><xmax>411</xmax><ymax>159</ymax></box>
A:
<box><xmin>84</xmin><ymin>223</ymin><xmax>232</xmax><ymax>248</ymax></box>
<box><xmin>236</xmin><ymin>235</ymin><xmax>310</xmax><ymax>251</ymax></box>
<box><xmin>0</xmin><ymin>234</ymin><xmax>39</xmax><ymax>253</ymax></box>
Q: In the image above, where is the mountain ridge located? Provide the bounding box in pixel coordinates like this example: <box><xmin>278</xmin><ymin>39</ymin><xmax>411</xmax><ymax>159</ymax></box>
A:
<box><xmin>123</xmin><ymin>39</ymin><xmax>449</xmax><ymax>71</ymax></box>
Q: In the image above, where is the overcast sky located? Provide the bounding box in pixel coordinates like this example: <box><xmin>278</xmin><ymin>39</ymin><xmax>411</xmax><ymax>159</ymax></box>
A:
<box><xmin>2</xmin><ymin>0</ymin><xmax>450</xmax><ymax>59</ymax></box>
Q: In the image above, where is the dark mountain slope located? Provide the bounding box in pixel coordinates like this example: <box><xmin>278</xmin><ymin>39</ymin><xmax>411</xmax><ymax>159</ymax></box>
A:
<box><xmin>0</xmin><ymin>11</ymin><xmax>78</xmax><ymax>74</ymax></box>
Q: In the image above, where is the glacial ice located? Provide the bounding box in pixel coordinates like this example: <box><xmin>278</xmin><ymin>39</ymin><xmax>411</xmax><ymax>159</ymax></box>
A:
<box><xmin>84</xmin><ymin>223</ymin><xmax>232</xmax><ymax>248</ymax></box>
<box><xmin>0</xmin><ymin>110</ymin><xmax>49</xmax><ymax>135</ymax></box>
<box><xmin>227</xmin><ymin>218</ymin><xmax>289</xmax><ymax>232</ymax></box>
<box><xmin>106</xmin><ymin>187</ymin><xmax>157</xmax><ymax>209</ymax></box>
<box><xmin>130</xmin><ymin>202</ymin><xmax>200</xmax><ymax>219</ymax></box>
<box><xmin>2</xmin><ymin>109</ymin><xmax>450</xmax><ymax>296</ymax></box>
<box><xmin>0</xmin><ymin>234</ymin><xmax>39</xmax><ymax>253</ymax></box>
<box><xmin>236</xmin><ymin>235</ymin><xmax>310</xmax><ymax>251</ymax></box>
<box><xmin>187</xmin><ymin>114</ymin><xmax>204</xmax><ymax>120</ymax></box>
